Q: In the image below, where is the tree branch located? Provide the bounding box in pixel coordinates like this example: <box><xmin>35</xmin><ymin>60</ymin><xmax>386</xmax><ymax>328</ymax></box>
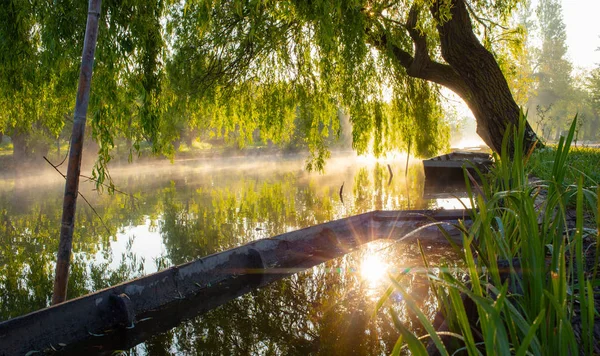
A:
<box><xmin>366</xmin><ymin>7</ymin><xmax>472</xmax><ymax>101</ymax></box>
<box><xmin>366</xmin><ymin>30</ymin><xmax>414</xmax><ymax>69</ymax></box>
<box><xmin>43</xmin><ymin>156</ymin><xmax>112</xmax><ymax>236</ymax></box>
<box><xmin>404</xmin><ymin>6</ymin><xmax>430</xmax><ymax>78</ymax></box>
<box><xmin>463</xmin><ymin>0</ymin><xmax>509</xmax><ymax>31</ymax></box>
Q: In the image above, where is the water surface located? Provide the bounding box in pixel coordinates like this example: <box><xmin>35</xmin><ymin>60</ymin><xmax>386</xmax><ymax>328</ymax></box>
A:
<box><xmin>0</xmin><ymin>154</ymin><xmax>465</xmax><ymax>354</ymax></box>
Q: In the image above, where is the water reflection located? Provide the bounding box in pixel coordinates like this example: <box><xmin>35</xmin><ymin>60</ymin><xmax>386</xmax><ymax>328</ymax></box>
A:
<box><xmin>0</xmin><ymin>155</ymin><xmax>462</xmax><ymax>354</ymax></box>
<box><xmin>125</xmin><ymin>240</ymin><xmax>459</xmax><ymax>356</ymax></box>
<box><xmin>433</xmin><ymin>198</ymin><xmax>473</xmax><ymax>210</ymax></box>
<box><xmin>359</xmin><ymin>242</ymin><xmax>391</xmax><ymax>297</ymax></box>
<box><xmin>96</xmin><ymin>220</ymin><xmax>166</xmax><ymax>275</ymax></box>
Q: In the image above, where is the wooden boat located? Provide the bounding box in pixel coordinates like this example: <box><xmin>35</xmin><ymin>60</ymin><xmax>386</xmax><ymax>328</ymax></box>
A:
<box><xmin>0</xmin><ymin>209</ymin><xmax>471</xmax><ymax>355</ymax></box>
<box><xmin>423</xmin><ymin>151</ymin><xmax>493</xmax><ymax>187</ymax></box>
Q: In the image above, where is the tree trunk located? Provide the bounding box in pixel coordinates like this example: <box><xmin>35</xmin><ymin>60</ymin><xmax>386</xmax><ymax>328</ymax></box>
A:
<box><xmin>431</xmin><ymin>0</ymin><xmax>538</xmax><ymax>153</ymax></box>
<box><xmin>369</xmin><ymin>1</ymin><xmax>539</xmax><ymax>154</ymax></box>
<box><xmin>11</xmin><ymin>131</ymin><xmax>29</xmax><ymax>162</ymax></box>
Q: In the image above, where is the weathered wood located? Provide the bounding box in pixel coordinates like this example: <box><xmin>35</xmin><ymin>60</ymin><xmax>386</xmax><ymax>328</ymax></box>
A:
<box><xmin>0</xmin><ymin>209</ymin><xmax>470</xmax><ymax>355</ymax></box>
<box><xmin>423</xmin><ymin>151</ymin><xmax>492</xmax><ymax>187</ymax></box>
<box><xmin>370</xmin><ymin>210</ymin><xmax>470</xmax><ymax>243</ymax></box>
<box><xmin>53</xmin><ymin>0</ymin><xmax>103</xmax><ymax>305</ymax></box>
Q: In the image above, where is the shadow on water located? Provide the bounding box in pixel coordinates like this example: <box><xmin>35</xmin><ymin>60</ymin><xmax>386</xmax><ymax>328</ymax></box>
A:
<box><xmin>0</xmin><ymin>155</ymin><xmax>463</xmax><ymax>355</ymax></box>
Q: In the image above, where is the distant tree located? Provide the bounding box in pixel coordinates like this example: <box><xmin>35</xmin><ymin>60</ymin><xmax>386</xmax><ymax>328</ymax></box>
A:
<box><xmin>530</xmin><ymin>0</ymin><xmax>574</xmax><ymax>140</ymax></box>
<box><xmin>586</xmin><ymin>65</ymin><xmax>600</xmax><ymax>140</ymax></box>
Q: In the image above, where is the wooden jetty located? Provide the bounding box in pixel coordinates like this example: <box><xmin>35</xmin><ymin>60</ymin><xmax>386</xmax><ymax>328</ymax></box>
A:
<box><xmin>0</xmin><ymin>209</ymin><xmax>471</xmax><ymax>355</ymax></box>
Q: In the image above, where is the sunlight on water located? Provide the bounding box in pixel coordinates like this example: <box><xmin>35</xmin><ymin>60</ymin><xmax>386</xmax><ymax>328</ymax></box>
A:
<box><xmin>433</xmin><ymin>197</ymin><xmax>473</xmax><ymax>209</ymax></box>
<box><xmin>360</xmin><ymin>253</ymin><xmax>389</xmax><ymax>286</ymax></box>
<box><xmin>358</xmin><ymin>241</ymin><xmax>399</xmax><ymax>301</ymax></box>
<box><xmin>356</xmin><ymin>152</ymin><xmax>406</xmax><ymax>164</ymax></box>
<box><xmin>452</xmin><ymin>137</ymin><xmax>486</xmax><ymax>149</ymax></box>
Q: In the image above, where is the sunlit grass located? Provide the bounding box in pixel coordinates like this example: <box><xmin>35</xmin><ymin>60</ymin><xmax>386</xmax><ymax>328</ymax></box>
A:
<box><xmin>529</xmin><ymin>145</ymin><xmax>600</xmax><ymax>186</ymax></box>
<box><xmin>0</xmin><ymin>142</ymin><xmax>12</xmax><ymax>156</ymax></box>
<box><xmin>176</xmin><ymin>140</ymin><xmax>213</xmax><ymax>152</ymax></box>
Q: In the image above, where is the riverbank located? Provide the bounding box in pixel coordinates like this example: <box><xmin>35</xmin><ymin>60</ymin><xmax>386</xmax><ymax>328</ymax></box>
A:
<box><xmin>529</xmin><ymin>145</ymin><xmax>600</xmax><ymax>186</ymax></box>
<box><xmin>392</xmin><ymin>120</ymin><xmax>600</xmax><ymax>355</ymax></box>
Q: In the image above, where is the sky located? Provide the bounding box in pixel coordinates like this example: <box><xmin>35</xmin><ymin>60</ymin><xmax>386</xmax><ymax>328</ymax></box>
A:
<box><xmin>547</xmin><ymin>0</ymin><xmax>600</xmax><ymax>70</ymax></box>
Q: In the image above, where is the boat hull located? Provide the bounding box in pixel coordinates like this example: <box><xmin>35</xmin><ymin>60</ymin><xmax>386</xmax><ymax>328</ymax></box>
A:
<box><xmin>0</xmin><ymin>209</ymin><xmax>470</xmax><ymax>355</ymax></box>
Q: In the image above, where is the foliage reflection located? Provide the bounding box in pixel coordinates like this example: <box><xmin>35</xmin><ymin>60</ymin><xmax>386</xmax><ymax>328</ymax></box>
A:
<box><xmin>0</xmin><ymin>156</ymin><xmax>453</xmax><ymax>354</ymax></box>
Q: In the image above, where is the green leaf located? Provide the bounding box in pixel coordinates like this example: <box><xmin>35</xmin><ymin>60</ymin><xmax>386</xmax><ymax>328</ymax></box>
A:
<box><xmin>389</xmin><ymin>277</ymin><xmax>449</xmax><ymax>356</ymax></box>
<box><xmin>389</xmin><ymin>308</ymin><xmax>428</xmax><ymax>356</ymax></box>
<box><xmin>515</xmin><ymin>308</ymin><xmax>545</xmax><ymax>356</ymax></box>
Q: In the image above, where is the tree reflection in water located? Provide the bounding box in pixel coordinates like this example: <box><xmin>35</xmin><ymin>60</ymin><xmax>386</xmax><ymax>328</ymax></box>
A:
<box><xmin>0</xmin><ymin>156</ymin><xmax>461</xmax><ymax>354</ymax></box>
<box><xmin>135</xmin><ymin>241</ymin><xmax>459</xmax><ymax>356</ymax></box>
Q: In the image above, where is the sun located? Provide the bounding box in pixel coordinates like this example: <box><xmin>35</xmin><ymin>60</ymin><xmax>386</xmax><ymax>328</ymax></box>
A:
<box><xmin>360</xmin><ymin>253</ymin><xmax>389</xmax><ymax>286</ymax></box>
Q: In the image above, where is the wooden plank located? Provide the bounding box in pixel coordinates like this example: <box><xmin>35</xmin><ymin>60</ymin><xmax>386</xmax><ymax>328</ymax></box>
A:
<box><xmin>369</xmin><ymin>210</ymin><xmax>470</xmax><ymax>244</ymax></box>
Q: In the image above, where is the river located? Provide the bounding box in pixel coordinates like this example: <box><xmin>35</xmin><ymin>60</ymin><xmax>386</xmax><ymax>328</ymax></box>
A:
<box><xmin>0</xmin><ymin>153</ymin><xmax>466</xmax><ymax>355</ymax></box>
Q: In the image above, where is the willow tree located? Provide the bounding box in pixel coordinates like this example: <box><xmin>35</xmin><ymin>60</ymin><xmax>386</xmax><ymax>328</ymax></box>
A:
<box><xmin>165</xmin><ymin>0</ymin><xmax>538</xmax><ymax>160</ymax></box>
<box><xmin>0</xmin><ymin>0</ymin><xmax>79</xmax><ymax>160</ymax></box>
<box><xmin>1</xmin><ymin>0</ymin><xmax>180</xmax><ymax>181</ymax></box>
<box><xmin>2</xmin><ymin>0</ymin><xmax>538</xmax><ymax>170</ymax></box>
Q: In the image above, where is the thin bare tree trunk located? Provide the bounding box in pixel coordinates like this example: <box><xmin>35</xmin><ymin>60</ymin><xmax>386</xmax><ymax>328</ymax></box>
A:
<box><xmin>405</xmin><ymin>139</ymin><xmax>411</xmax><ymax>209</ymax></box>
<box><xmin>52</xmin><ymin>0</ymin><xmax>102</xmax><ymax>305</ymax></box>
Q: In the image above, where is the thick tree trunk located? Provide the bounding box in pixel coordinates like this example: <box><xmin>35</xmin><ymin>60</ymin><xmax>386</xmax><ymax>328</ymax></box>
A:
<box><xmin>431</xmin><ymin>0</ymin><xmax>538</xmax><ymax>153</ymax></box>
<box><xmin>10</xmin><ymin>131</ymin><xmax>51</xmax><ymax>162</ymax></box>
<box><xmin>11</xmin><ymin>131</ymin><xmax>29</xmax><ymax>161</ymax></box>
<box><xmin>369</xmin><ymin>1</ymin><xmax>539</xmax><ymax>154</ymax></box>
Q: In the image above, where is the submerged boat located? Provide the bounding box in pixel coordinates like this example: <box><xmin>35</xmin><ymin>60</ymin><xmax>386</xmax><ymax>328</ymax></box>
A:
<box><xmin>0</xmin><ymin>209</ymin><xmax>470</xmax><ymax>355</ymax></box>
<box><xmin>423</xmin><ymin>151</ymin><xmax>493</xmax><ymax>187</ymax></box>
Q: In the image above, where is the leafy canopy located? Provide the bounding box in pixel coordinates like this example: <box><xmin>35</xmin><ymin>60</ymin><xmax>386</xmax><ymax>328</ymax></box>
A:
<box><xmin>1</xmin><ymin>0</ymin><xmax>529</xmax><ymax>171</ymax></box>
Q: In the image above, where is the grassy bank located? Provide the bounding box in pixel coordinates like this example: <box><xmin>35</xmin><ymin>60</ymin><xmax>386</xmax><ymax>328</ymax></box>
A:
<box><xmin>382</xmin><ymin>117</ymin><xmax>599</xmax><ymax>355</ymax></box>
<box><xmin>529</xmin><ymin>145</ymin><xmax>600</xmax><ymax>187</ymax></box>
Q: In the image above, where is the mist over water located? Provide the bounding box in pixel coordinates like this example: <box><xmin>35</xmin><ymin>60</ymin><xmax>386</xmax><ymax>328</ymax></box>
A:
<box><xmin>0</xmin><ymin>153</ymin><xmax>464</xmax><ymax>354</ymax></box>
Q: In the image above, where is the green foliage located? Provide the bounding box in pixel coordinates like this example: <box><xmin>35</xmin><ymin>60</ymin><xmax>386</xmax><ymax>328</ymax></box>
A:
<box><xmin>381</xmin><ymin>114</ymin><xmax>599</xmax><ymax>354</ymax></box>
<box><xmin>529</xmin><ymin>145</ymin><xmax>600</xmax><ymax>187</ymax></box>
<box><xmin>166</xmin><ymin>0</ymin><xmax>455</xmax><ymax>163</ymax></box>
<box><xmin>4</xmin><ymin>0</ymin><xmax>542</xmax><ymax>175</ymax></box>
<box><xmin>0</xmin><ymin>0</ymin><xmax>81</xmax><ymax>159</ymax></box>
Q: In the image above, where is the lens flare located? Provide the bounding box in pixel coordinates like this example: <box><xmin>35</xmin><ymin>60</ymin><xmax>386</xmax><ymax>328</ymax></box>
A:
<box><xmin>360</xmin><ymin>253</ymin><xmax>388</xmax><ymax>286</ymax></box>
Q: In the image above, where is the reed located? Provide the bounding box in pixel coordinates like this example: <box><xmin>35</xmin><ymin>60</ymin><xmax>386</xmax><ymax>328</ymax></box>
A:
<box><xmin>381</xmin><ymin>113</ymin><xmax>599</xmax><ymax>355</ymax></box>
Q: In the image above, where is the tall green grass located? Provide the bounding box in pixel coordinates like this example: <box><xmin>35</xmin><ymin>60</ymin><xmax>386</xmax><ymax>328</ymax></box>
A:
<box><xmin>381</xmin><ymin>114</ymin><xmax>599</xmax><ymax>355</ymax></box>
<box><xmin>529</xmin><ymin>145</ymin><xmax>600</xmax><ymax>188</ymax></box>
